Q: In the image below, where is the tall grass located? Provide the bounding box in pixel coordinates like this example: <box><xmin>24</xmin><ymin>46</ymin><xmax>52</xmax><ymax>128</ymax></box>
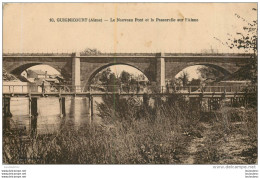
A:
<box><xmin>194</xmin><ymin>107</ymin><xmax>257</xmax><ymax>164</ymax></box>
<box><xmin>3</xmin><ymin>94</ymin><xmax>257</xmax><ymax>164</ymax></box>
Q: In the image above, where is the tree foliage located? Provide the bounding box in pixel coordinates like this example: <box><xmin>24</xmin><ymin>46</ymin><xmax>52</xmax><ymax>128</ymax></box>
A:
<box><xmin>178</xmin><ymin>71</ymin><xmax>189</xmax><ymax>86</ymax></box>
<box><xmin>198</xmin><ymin>66</ymin><xmax>224</xmax><ymax>82</ymax></box>
<box><xmin>120</xmin><ymin>70</ymin><xmax>131</xmax><ymax>84</ymax></box>
<box><xmin>91</xmin><ymin>67</ymin><xmax>148</xmax><ymax>92</ymax></box>
<box><xmin>189</xmin><ymin>78</ymin><xmax>202</xmax><ymax>86</ymax></box>
<box><xmin>214</xmin><ymin>8</ymin><xmax>257</xmax><ymax>83</ymax></box>
<box><xmin>82</xmin><ymin>48</ymin><xmax>101</xmax><ymax>55</ymax></box>
<box><xmin>3</xmin><ymin>69</ymin><xmax>18</xmax><ymax>81</ymax></box>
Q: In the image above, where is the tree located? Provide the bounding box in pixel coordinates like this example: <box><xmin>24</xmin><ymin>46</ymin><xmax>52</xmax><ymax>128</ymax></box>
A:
<box><xmin>3</xmin><ymin>68</ymin><xmax>18</xmax><ymax>81</ymax></box>
<box><xmin>120</xmin><ymin>70</ymin><xmax>131</xmax><ymax>84</ymax></box>
<box><xmin>214</xmin><ymin>8</ymin><xmax>257</xmax><ymax>84</ymax></box>
<box><xmin>91</xmin><ymin>67</ymin><xmax>149</xmax><ymax>92</ymax></box>
<box><xmin>178</xmin><ymin>71</ymin><xmax>189</xmax><ymax>86</ymax></box>
<box><xmin>99</xmin><ymin>68</ymin><xmax>112</xmax><ymax>85</ymax></box>
<box><xmin>198</xmin><ymin>66</ymin><xmax>224</xmax><ymax>82</ymax></box>
<box><xmin>189</xmin><ymin>78</ymin><xmax>201</xmax><ymax>86</ymax></box>
<box><xmin>108</xmin><ymin>73</ymin><xmax>120</xmax><ymax>86</ymax></box>
<box><xmin>82</xmin><ymin>48</ymin><xmax>101</xmax><ymax>55</ymax></box>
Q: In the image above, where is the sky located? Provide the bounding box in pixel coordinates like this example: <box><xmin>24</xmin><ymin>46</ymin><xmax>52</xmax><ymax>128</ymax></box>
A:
<box><xmin>4</xmin><ymin>3</ymin><xmax>257</xmax><ymax>81</ymax></box>
<box><xmin>3</xmin><ymin>3</ymin><xmax>257</xmax><ymax>53</ymax></box>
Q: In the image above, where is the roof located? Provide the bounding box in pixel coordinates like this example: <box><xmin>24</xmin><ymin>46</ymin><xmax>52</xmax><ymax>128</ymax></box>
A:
<box><xmin>31</xmin><ymin>70</ymin><xmax>46</xmax><ymax>75</ymax></box>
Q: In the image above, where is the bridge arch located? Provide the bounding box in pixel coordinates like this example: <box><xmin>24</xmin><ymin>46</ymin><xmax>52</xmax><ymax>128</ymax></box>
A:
<box><xmin>166</xmin><ymin>62</ymin><xmax>232</xmax><ymax>81</ymax></box>
<box><xmin>193</xmin><ymin>63</ymin><xmax>231</xmax><ymax>76</ymax></box>
<box><xmin>84</xmin><ymin>63</ymin><xmax>151</xmax><ymax>89</ymax></box>
<box><xmin>10</xmin><ymin>63</ymin><xmax>58</xmax><ymax>75</ymax></box>
<box><xmin>7</xmin><ymin>62</ymin><xmax>70</xmax><ymax>81</ymax></box>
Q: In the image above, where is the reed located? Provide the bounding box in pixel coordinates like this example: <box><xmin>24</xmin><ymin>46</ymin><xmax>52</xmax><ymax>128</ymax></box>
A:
<box><xmin>3</xmin><ymin>95</ymin><xmax>257</xmax><ymax>164</ymax></box>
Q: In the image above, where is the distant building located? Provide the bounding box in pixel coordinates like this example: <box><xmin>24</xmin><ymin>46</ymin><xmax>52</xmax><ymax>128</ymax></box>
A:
<box><xmin>25</xmin><ymin>69</ymin><xmax>62</xmax><ymax>84</ymax></box>
<box><xmin>27</xmin><ymin>70</ymin><xmax>48</xmax><ymax>79</ymax></box>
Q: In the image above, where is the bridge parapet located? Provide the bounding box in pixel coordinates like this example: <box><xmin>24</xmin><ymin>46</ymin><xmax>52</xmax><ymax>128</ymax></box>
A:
<box><xmin>3</xmin><ymin>52</ymin><xmax>253</xmax><ymax>57</ymax></box>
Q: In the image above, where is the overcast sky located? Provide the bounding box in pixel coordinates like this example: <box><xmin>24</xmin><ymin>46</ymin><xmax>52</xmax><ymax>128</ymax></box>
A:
<box><xmin>3</xmin><ymin>3</ymin><xmax>257</xmax><ymax>53</ymax></box>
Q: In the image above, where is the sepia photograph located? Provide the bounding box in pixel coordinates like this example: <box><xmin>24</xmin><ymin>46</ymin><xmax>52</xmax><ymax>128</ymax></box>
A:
<box><xmin>2</xmin><ymin>2</ymin><xmax>257</xmax><ymax>170</ymax></box>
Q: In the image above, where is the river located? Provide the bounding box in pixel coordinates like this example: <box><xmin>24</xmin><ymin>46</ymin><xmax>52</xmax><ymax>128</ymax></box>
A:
<box><xmin>8</xmin><ymin>97</ymin><xmax>103</xmax><ymax>135</ymax></box>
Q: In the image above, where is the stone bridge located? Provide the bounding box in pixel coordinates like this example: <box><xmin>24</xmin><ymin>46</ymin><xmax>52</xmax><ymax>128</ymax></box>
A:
<box><xmin>3</xmin><ymin>52</ymin><xmax>252</xmax><ymax>91</ymax></box>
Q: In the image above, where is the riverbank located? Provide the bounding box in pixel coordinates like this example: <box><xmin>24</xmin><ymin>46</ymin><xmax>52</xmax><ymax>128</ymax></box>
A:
<box><xmin>3</xmin><ymin>99</ymin><xmax>257</xmax><ymax>164</ymax></box>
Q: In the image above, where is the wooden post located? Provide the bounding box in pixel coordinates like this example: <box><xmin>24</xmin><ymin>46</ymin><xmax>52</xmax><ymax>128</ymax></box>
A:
<box><xmin>89</xmin><ymin>95</ymin><xmax>94</xmax><ymax>121</ymax></box>
<box><xmin>199</xmin><ymin>93</ymin><xmax>203</xmax><ymax>111</ymax></box>
<box><xmin>30</xmin><ymin>97</ymin><xmax>38</xmax><ymax>136</ymax></box>
<box><xmin>208</xmin><ymin>98</ymin><xmax>211</xmax><ymax>111</ymax></box>
<box><xmin>62</xmin><ymin>97</ymin><xmax>66</xmax><ymax>116</ymax></box>
<box><xmin>30</xmin><ymin>115</ymin><xmax>38</xmax><ymax>137</ymax></box>
<box><xmin>3</xmin><ymin>97</ymin><xmax>12</xmax><ymax>117</ymax></box>
<box><xmin>218</xmin><ymin>98</ymin><xmax>221</xmax><ymax>110</ymax></box>
<box><xmin>59</xmin><ymin>97</ymin><xmax>66</xmax><ymax>117</ymax></box>
<box><xmin>154</xmin><ymin>95</ymin><xmax>161</xmax><ymax>119</ymax></box>
<box><xmin>60</xmin><ymin>97</ymin><xmax>62</xmax><ymax>117</ymax></box>
<box><xmin>143</xmin><ymin>93</ymin><xmax>149</xmax><ymax>109</ymax></box>
<box><xmin>31</xmin><ymin>97</ymin><xmax>38</xmax><ymax>117</ymax></box>
<box><xmin>3</xmin><ymin>97</ymin><xmax>11</xmax><ymax>131</ymax></box>
<box><xmin>29</xmin><ymin>97</ymin><xmax>32</xmax><ymax>117</ymax></box>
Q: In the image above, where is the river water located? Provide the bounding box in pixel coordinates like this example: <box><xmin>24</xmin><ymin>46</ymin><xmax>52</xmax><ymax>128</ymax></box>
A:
<box><xmin>8</xmin><ymin>97</ymin><xmax>103</xmax><ymax>135</ymax></box>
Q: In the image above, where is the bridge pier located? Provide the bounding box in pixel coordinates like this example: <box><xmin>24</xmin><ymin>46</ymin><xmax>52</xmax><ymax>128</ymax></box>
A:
<box><xmin>156</xmin><ymin>53</ymin><xmax>166</xmax><ymax>92</ymax></box>
<box><xmin>59</xmin><ymin>97</ymin><xmax>66</xmax><ymax>117</ymax></box>
<box><xmin>72</xmin><ymin>52</ymin><xmax>81</xmax><ymax>92</ymax></box>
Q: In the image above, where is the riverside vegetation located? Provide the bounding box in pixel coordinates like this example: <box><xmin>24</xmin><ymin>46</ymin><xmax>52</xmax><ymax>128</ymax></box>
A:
<box><xmin>3</xmin><ymin>93</ymin><xmax>257</xmax><ymax>164</ymax></box>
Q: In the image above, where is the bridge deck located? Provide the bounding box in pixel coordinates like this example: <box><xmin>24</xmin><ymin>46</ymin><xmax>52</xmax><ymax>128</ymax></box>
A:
<box><xmin>2</xmin><ymin>91</ymin><xmax>253</xmax><ymax>98</ymax></box>
<box><xmin>3</xmin><ymin>84</ymin><xmax>256</xmax><ymax>98</ymax></box>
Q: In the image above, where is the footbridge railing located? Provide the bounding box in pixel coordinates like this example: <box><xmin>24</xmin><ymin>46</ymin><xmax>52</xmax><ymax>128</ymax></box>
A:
<box><xmin>3</xmin><ymin>84</ymin><xmax>257</xmax><ymax>95</ymax></box>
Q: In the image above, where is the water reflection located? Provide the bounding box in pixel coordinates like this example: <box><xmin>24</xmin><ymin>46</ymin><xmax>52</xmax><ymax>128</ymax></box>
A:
<box><xmin>8</xmin><ymin>97</ymin><xmax>102</xmax><ymax>135</ymax></box>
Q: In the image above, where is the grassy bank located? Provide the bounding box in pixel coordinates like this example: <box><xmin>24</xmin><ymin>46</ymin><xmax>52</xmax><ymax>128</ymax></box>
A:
<box><xmin>3</xmin><ymin>95</ymin><xmax>257</xmax><ymax>164</ymax></box>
